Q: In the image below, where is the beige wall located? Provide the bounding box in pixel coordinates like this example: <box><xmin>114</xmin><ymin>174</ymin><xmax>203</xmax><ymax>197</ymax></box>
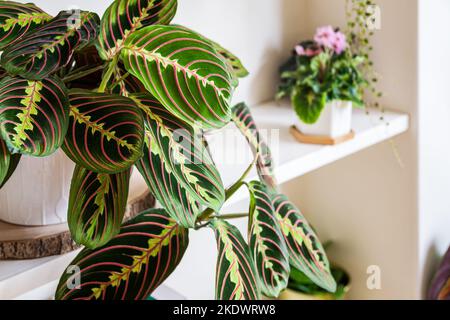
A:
<box><xmin>282</xmin><ymin>0</ymin><xmax>419</xmax><ymax>299</ymax></box>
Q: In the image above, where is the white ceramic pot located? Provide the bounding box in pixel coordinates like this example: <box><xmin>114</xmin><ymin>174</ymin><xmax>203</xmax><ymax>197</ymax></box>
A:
<box><xmin>296</xmin><ymin>100</ymin><xmax>353</xmax><ymax>138</ymax></box>
<box><xmin>0</xmin><ymin>150</ymin><xmax>75</xmax><ymax>226</ymax></box>
<box><xmin>0</xmin><ymin>150</ymin><xmax>149</xmax><ymax>226</ymax></box>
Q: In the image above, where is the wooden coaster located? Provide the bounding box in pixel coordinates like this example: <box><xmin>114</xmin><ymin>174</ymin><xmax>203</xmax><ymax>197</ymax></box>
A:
<box><xmin>290</xmin><ymin>125</ymin><xmax>355</xmax><ymax>145</ymax></box>
<box><xmin>0</xmin><ymin>191</ymin><xmax>155</xmax><ymax>260</ymax></box>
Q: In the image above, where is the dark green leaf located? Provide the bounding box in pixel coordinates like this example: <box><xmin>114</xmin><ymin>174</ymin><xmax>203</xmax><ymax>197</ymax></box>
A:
<box><xmin>1</xmin><ymin>10</ymin><xmax>100</xmax><ymax>80</ymax></box>
<box><xmin>0</xmin><ymin>137</ymin><xmax>20</xmax><ymax>188</ymax></box>
<box><xmin>292</xmin><ymin>87</ymin><xmax>327</xmax><ymax>124</ymax></box>
<box><xmin>122</xmin><ymin>25</ymin><xmax>233</xmax><ymax>129</ymax></box>
<box><xmin>97</xmin><ymin>0</ymin><xmax>178</xmax><ymax>60</ymax></box>
<box><xmin>211</xmin><ymin>219</ymin><xmax>260</xmax><ymax>300</ymax></box>
<box><xmin>56</xmin><ymin>209</ymin><xmax>189</xmax><ymax>300</ymax></box>
<box><xmin>247</xmin><ymin>181</ymin><xmax>290</xmax><ymax>297</ymax></box>
<box><xmin>68</xmin><ymin>164</ymin><xmax>131</xmax><ymax>249</ymax></box>
<box><xmin>136</xmin><ymin>125</ymin><xmax>201</xmax><ymax>228</ymax></box>
<box><xmin>0</xmin><ymin>1</ymin><xmax>52</xmax><ymax>50</ymax></box>
<box><xmin>62</xmin><ymin>89</ymin><xmax>145</xmax><ymax>174</ymax></box>
<box><xmin>0</xmin><ymin>76</ymin><xmax>69</xmax><ymax>156</ymax></box>
<box><xmin>131</xmin><ymin>94</ymin><xmax>225</xmax><ymax>213</ymax></box>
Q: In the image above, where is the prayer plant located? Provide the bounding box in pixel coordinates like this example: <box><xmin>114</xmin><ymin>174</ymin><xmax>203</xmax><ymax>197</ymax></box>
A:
<box><xmin>0</xmin><ymin>0</ymin><xmax>336</xmax><ymax>300</ymax></box>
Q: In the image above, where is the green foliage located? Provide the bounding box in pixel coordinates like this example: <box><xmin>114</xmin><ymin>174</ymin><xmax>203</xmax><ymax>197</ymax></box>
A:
<box><xmin>0</xmin><ymin>0</ymin><xmax>336</xmax><ymax>300</ymax></box>
<box><xmin>278</xmin><ymin>49</ymin><xmax>367</xmax><ymax>124</ymax></box>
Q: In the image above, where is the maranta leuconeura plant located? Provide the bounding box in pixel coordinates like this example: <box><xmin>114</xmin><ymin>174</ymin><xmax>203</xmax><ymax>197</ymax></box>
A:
<box><xmin>0</xmin><ymin>0</ymin><xmax>336</xmax><ymax>300</ymax></box>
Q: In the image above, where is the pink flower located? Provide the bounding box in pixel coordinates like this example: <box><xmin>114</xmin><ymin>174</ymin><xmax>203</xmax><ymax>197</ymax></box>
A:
<box><xmin>332</xmin><ymin>31</ymin><xmax>347</xmax><ymax>54</ymax></box>
<box><xmin>295</xmin><ymin>45</ymin><xmax>305</xmax><ymax>56</ymax></box>
<box><xmin>314</xmin><ymin>25</ymin><xmax>336</xmax><ymax>49</ymax></box>
<box><xmin>295</xmin><ymin>45</ymin><xmax>321</xmax><ymax>57</ymax></box>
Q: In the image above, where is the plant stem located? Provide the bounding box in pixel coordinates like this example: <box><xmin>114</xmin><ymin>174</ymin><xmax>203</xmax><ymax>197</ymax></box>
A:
<box><xmin>212</xmin><ymin>213</ymin><xmax>249</xmax><ymax>220</ymax></box>
<box><xmin>198</xmin><ymin>154</ymin><xmax>257</xmax><ymax>221</ymax></box>
<box><xmin>98</xmin><ymin>56</ymin><xmax>119</xmax><ymax>93</ymax></box>
<box><xmin>63</xmin><ymin>64</ymin><xmax>106</xmax><ymax>83</ymax></box>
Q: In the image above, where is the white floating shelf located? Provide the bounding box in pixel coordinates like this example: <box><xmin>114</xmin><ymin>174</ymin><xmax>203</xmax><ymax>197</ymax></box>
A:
<box><xmin>0</xmin><ymin>101</ymin><xmax>409</xmax><ymax>299</ymax></box>
<box><xmin>208</xmin><ymin>101</ymin><xmax>409</xmax><ymax>207</ymax></box>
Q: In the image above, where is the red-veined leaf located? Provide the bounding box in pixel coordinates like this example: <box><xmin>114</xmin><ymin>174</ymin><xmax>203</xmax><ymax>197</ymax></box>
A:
<box><xmin>1</xmin><ymin>10</ymin><xmax>100</xmax><ymax>80</ymax></box>
<box><xmin>97</xmin><ymin>0</ymin><xmax>178</xmax><ymax>60</ymax></box>
<box><xmin>0</xmin><ymin>76</ymin><xmax>69</xmax><ymax>156</ymax></box>
<box><xmin>62</xmin><ymin>89</ymin><xmax>145</xmax><ymax>174</ymax></box>
<box><xmin>55</xmin><ymin>209</ymin><xmax>189</xmax><ymax>300</ymax></box>
<box><xmin>247</xmin><ymin>181</ymin><xmax>290</xmax><ymax>297</ymax></box>
<box><xmin>232</xmin><ymin>102</ymin><xmax>277</xmax><ymax>190</ymax></box>
<box><xmin>68</xmin><ymin>164</ymin><xmax>131</xmax><ymax>249</ymax></box>
<box><xmin>131</xmin><ymin>93</ymin><xmax>225</xmax><ymax>213</ymax></box>
<box><xmin>0</xmin><ymin>137</ymin><xmax>20</xmax><ymax>188</ymax></box>
<box><xmin>121</xmin><ymin>25</ymin><xmax>233</xmax><ymax>130</ymax></box>
<box><xmin>211</xmin><ymin>219</ymin><xmax>261</xmax><ymax>300</ymax></box>
<box><xmin>174</xmin><ymin>25</ymin><xmax>249</xmax><ymax>86</ymax></box>
<box><xmin>272</xmin><ymin>193</ymin><xmax>336</xmax><ymax>292</ymax></box>
<box><xmin>136</xmin><ymin>126</ymin><xmax>201</xmax><ymax>228</ymax></box>
<box><xmin>0</xmin><ymin>1</ymin><xmax>52</xmax><ymax>50</ymax></box>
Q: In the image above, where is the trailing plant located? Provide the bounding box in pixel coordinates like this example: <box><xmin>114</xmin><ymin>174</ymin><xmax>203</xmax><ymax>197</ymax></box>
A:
<box><xmin>345</xmin><ymin>0</ymin><xmax>383</xmax><ymax>114</ymax></box>
<box><xmin>277</xmin><ymin>26</ymin><xmax>367</xmax><ymax>124</ymax></box>
<box><xmin>0</xmin><ymin>0</ymin><xmax>336</xmax><ymax>300</ymax></box>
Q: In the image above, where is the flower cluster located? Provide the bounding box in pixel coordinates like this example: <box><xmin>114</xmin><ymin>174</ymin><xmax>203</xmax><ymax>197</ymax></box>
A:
<box><xmin>295</xmin><ymin>25</ymin><xmax>347</xmax><ymax>57</ymax></box>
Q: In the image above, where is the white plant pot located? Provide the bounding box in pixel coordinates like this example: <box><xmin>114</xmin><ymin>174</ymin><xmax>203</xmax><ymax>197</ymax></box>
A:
<box><xmin>0</xmin><ymin>150</ymin><xmax>75</xmax><ymax>226</ymax></box>
<box><xmin>296</xmin><ymin>100</ymin><xmax>353</xmax><ymax>138</ymax></box>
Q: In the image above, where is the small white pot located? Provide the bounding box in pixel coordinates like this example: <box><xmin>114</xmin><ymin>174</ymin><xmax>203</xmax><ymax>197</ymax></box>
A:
<box><xmin>0</xmin><ymin>150</ymin><xmax>74</xmax><ymax>226</ymax></box>
<box><xmin>296</xmin><ymin>100</ymin><xmax>353</xmax><ymax>138</ymax></box>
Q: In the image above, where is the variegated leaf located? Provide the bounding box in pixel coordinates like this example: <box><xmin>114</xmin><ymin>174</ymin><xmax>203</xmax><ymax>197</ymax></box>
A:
<box><xmin>68</xmin><ymin>164</ymin><xmax>131</xmax><ymax>249</ymax></box>
<box><xmin>211</xmin><ymin>219</ymin><xmax>260</xmax><ymax>300</ymax></box>
<box><xmin>247</xmin><ymin>181</ymin><xmax>290</xmax><ymax>297</ymax></box>
<box><xmin>121</xmin><ymin>25</ymin><xmax>233</xmax><ymax>129</ymax></box>
<box><xmin>97</xmin><ymin>0</ymin><xmax>177</xmax><ymax>60</ymax></box>
<box><xmin>55</xmin><ymin>209</ymin><xmax>189</xmax><ymax>300</ymax></box>
<box><xmin>0</xmin><ymin>76</ymin><xmax>69</xmax><ymax>156</ymax></box>
<box><xmin>232</xmin><ymin>103</ymin><xmax>277</xmax><ymax>190</ymax></box>
<box><xmin>1</xmin><ymin>10</ymin><xmax>100</xmax><ymax>80</ymax></box>
<box><xmin>0</xmin><ymin>137</ymin><xmax>20</xmax><ymax>188</ymax></box>
<box><xmin>0</xmin><ymin>1</ymin><xmax>52</xmax><ymax>50</ymax></box>
<box><xmin>62</xmin><ymin>89</ymin><xmax>145</xmax><ymax>174</ymax></box>
<box><xmin>131</xmin><ymin>94</ymin><xmax>225</xmax><ymax>212</ymax></box>
<box><xmin>272</xmin><ymin>193</ymin><xmax>336</xmax><ymax>292</ymax></box>
<box><xmin>174</xmin><ymin>25</ymin><xmax>248</xmax><ymax>85</ymax></box>
<box><xmin>136</xmin><ymin>127</ymin><xmax>201</xmax><ymax>228</ymax></box>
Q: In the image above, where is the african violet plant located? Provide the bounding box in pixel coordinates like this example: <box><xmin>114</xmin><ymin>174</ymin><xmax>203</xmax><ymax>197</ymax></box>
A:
<box><xmin>0</xmin><ymin>0</ymin><xmax>336</xmax><ymax>300</ymax></box>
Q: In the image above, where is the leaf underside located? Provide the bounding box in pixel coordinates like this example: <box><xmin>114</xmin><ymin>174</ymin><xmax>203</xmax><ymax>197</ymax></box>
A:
<box><xmin>232</xmin><ymin>103</ymin><xmax>277</xmax><ymax>190</ymax></box>
<box><xmin>56</xmin><ymin>209</ymin><xmax>189</xmax><ymax>300</ymax></box>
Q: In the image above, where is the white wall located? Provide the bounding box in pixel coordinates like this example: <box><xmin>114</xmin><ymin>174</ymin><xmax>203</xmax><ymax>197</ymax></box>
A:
<box><xmin>282</xmin><ymin>0</ymin><xmax>420</xmax><ymax>299</ymax></box>
<box><xmin>417</xmin><ymin>0</ymin><xmax>450</xmax><ymax>297</ymax></box>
